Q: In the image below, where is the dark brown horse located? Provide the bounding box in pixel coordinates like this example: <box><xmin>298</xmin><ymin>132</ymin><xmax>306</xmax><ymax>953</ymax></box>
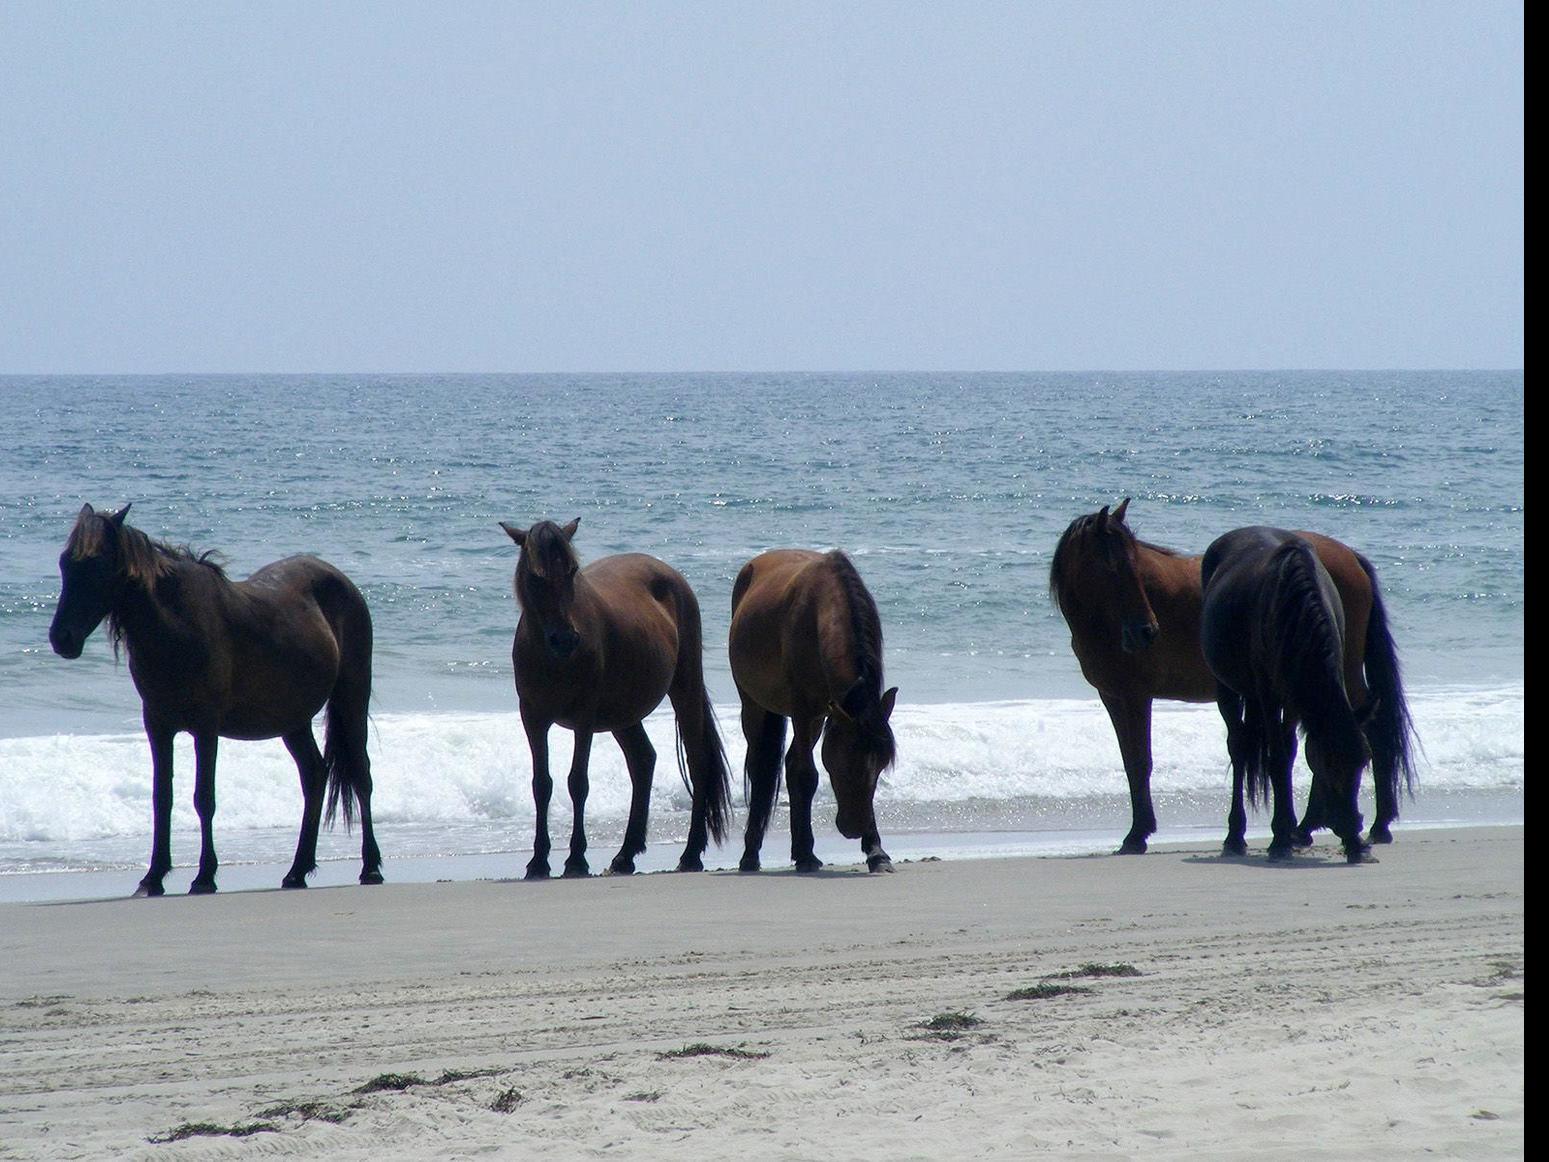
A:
<box><xmin>729</xmin><ymin>550</ymin><xmax>898</xmax><ymax>873</ymax></box>
<box><xmin>48</xmin><ymin>504</ymin><xmax>382</xmax><ymax>895</ymax></box>
<box><xmin>500</xmin><ymin>518</ymin><xmax>732</xmax><ymax>877</ymax></box>
<box><xmin>1202</xmin><ymin>527</ymin><xmax>1373</xmax><ymax>862</ymax></box>
<box><xmin>1049</xmin><ymin>499</ymin><xmax>1415</xmax><ymax>853</ymax></box>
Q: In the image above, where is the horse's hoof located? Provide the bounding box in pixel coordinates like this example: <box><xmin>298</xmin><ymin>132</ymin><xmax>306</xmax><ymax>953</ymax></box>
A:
<box><xmin>1266</xmin><ymin>846</ymin><xmax>1296</xmax><ymax>863</ymax></box>
<box><xmin>1221</xmin><ymin>839</ymin><xmax>1248</xmax><ymax>858</ymax></box>
<box><xmin>1346</xmin><ymin>848</ymin><xmax>1377</xmax><ymax>865</ymax></box>
<box><xmin>606</xmin><ymin>859</ymin><xmax>635</xmax><ymax>876</ymax></box>
<box><xmin>189</xmin><ymin>880</ymin><xmax>218</xmax><ymax>895</ymax></box>
<box><xmin>524</xmin><ymin>864</ymin><xmax>551</xmax><ymax>881</ymax></box>
<box><xmin>562</xmin><ymin>864</ymin><xmax>590</xmax><ymax>879</ymax></box>
<box><xmin>281</xmin><ymin>876</ymin><xmax>308</xmax><ymax>890</ymax></box>
<box><xmin>359</xmin><ymin>872</ymin><xmax>384</xmax><ymax>886</ymax></box>
<box><xmin>1293</xmin><ymin>830</ymin><xmax>1316</xmax><ymax>848</ymax></box>
<box><xmin>133</xmin><ymin>882</ymin><xmax>165</xmax><ymax>899</ymax></box>
<box><xmin>1368</xmin><ymin>826</ymin><xmax>1394</xmax><ymax>845</ymax></box>
<box><xmin>867</xmin><ymin>856</ymin><xmax>895</xmax><ymax>874</ymax></box>
<box><xmin>738</xmin><ymin>856</ymin><xmax>761</xmax><ymax>873</ymax></box>
<box><xmin>676</xmin><ymin>857</ymin><xmax>705</xmax><ymax>873</ymax></box>
<box><xmin>1117</xmin><ymin>838</ymin><xmax>1148</xmax><ymax>855</ymax></box>
<box><xmin>794</xmin><ymin>858</ymin><xmax>824</xmax><ymax>874</ymax></box>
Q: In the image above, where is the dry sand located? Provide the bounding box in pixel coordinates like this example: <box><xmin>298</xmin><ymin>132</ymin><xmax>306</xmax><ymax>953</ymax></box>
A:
<box><xmin>0</xmin><ymin>826</ymin><xmax>1523</xmax><ymax>1160</ymax></box>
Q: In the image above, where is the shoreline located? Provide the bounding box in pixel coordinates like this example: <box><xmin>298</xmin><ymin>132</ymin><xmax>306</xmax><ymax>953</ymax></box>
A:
<box><xmin>0</xmin><ymin>805</ymin><xmax>1524</xmax><ymax>905</ymax></box>
<box><xmin>0</xmin><ymin>825</ymin><xmax>1524</xmax><ymax>1158</ymax></box>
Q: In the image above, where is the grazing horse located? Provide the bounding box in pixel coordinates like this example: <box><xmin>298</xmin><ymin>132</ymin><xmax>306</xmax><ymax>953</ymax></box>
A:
<box><xmin>48</xmin><ymin>504</ymin><xmax>383</xmax><ymax>896</ymax></box>
<box><xmin>499</xmin><ymin>518</ymin><xmax>732</xmax><ymax>877</ymax></box>
<box><xmin>1049</xmin><ymin>499</ymin><xmax>1415</xmax><ymax>853</ymax></box>
<box><xmin>729</xmin><ymin>549</ymin><xmax>899</xmax><ymax>873</ymax></box>
<box><xmin>1201</xmin><ymin>527</ymin><xmax>1373</xmax><ymax>863</ymax></box>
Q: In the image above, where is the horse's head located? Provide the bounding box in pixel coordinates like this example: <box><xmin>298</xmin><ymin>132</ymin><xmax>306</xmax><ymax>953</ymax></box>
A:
<box><xmin>1050</xmin><ymin>498</ymin><xmax>1159</xmax><ymax>653</ymax></box>
<box><xmin>821</xmin><ymin>682</ymin><xmax>898</xmax><ymax>839</ymax></box>
<box><xmin>501</xmin><ymin>517</ymin><xmax>583</xmax><ymax>660</ymax></box>
<box><xmin>50</xmin><ymin>503</ymin><xmax>133</xmax><ymax>659</ymax></box>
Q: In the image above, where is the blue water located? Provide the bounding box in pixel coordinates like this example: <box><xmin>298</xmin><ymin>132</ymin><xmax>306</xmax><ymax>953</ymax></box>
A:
<box><xmin>0</xmin><ymin>372</ymin><xmax>1524</xmax><ymax>890</ymax></box>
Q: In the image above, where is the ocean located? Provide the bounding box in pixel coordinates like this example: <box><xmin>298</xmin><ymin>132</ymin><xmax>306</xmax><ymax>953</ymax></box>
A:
<box><xmin>0</xmin><ymin>372</ymin><xmax>1523</xmax><ymax>899</ymax></box>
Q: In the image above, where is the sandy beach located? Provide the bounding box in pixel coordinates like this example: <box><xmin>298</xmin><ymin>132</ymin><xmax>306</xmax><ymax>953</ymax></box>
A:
<box><xmin>0</xmin><ymin>826</ymin><xmax>1523</xmax><ymax>1160</ymax></box>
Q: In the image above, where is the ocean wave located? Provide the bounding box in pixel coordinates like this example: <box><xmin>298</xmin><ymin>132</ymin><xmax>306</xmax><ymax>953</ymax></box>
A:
<box><xmin>0</xmin><ymin>685</ymin><xmax>1522</xmax><ymax>845</ymax></box>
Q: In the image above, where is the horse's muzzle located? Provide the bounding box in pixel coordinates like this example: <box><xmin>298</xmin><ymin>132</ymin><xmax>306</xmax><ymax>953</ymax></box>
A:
<box><xmin>1121</xmin><ymin>620</ymin><xmax>1159</xmax><ymax>653</ymax></box>
<box><xmin>49</xmin><ymin>627</ymin><xmax>83</xmax><ymax>659</ymax></box>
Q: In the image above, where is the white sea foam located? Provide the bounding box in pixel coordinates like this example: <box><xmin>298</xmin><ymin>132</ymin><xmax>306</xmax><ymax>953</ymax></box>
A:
<box><xmin>0</xmin><ymin>685</ymin><xmax>1522</xmax><ymax>849</ymax></box>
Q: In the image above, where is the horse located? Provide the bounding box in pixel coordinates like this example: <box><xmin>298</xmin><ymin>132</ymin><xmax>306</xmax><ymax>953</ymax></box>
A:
<box><xmin>729</xmin><ymin>549</ymin><xmax>899</xmax><ymax>874</ymax></box>
<box><xmin>1201</xmin><ymin>527</ymin><xmax>1374</xmax><ymax>863</ymax></box>
<box><xmin>499</xmin><ymin>518</ymin><xmax>733</xmax><ymax>877</ymax></box>
<box><xmin>1049</xmin><ymin>499</ymin><xmax>1415</xmax><ymax>853</ymax></box>
<box><xmin>47</xmin><ymin>504</ymin><xmax>383</xmax><ymax>896</ymax></box>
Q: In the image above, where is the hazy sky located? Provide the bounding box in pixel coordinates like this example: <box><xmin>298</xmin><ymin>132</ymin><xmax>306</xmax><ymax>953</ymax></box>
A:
<box><xmin>0</xmin><ymin>2</ymin><xmax>1523</xmax><ymax>372</ymax></box>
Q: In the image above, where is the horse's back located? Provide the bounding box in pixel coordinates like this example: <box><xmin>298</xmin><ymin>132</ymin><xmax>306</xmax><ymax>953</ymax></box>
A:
<box><xmin>730</xmin><ymin>549</ymin><xmax>853</xmax><ymax>717</ymax></box>
<box><xmin>1202</xmin><ymin>527</ymin><xmax>1345</xmax><ymax>699</ymax></box>
<box><xmin>1294</xmin><ymin>531</ymin><xmax>1373</xmax><ymax>705</ymax></box>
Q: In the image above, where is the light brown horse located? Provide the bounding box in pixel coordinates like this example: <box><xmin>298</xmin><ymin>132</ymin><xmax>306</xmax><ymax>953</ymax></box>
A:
<box><xmin>48</xmin><ymin>504</ymin><xmax>382</xmax><ymax>896</ymax></box>
<box><xmin>729</xmin><ymin>549</ymin><xmax>898</xmax><ymax>873</ymax></box>
<box><xmin>1049</xmin><ymin>499</ymin><xmax>1415</xmax><ymax>853</ymax></box>
<box><xmin>500</xmin><ymin>518</ymin><xmax>732</xmax><ymax>877</ymax></box>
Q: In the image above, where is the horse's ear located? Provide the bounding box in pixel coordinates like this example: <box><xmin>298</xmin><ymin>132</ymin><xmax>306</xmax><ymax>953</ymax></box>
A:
<box><xmin>880</xmin><ymin>687</ymin><xmax>898</xmax><ymax>721</ymax></box>
<box><xmin>1095</xmin><ymin>504</ymin><xmax>1110</xmax><ymax>530</ymax></box>
<box><xmin>1113</xmin><ymin>497</ymin><xmax>1130</xmax><ymax>524</ymax></box>
<box><xmin>78</xmin><ymin>503</ymin><xmax>95</xmax><ymax>520</ymax></box>
<box><xmin>499</xmin><ymin>521</ymin><xmax>526</xmax><ymax>546</ymax></box>
<box><xmin>561</xmin><ymin>518</ymin><xmax>580</xmax><ymax>541</ymax></box>
<box><xmin>109</xmin><ymin>503</ymin><xmax>131</xmax><ymax>527</ymax></box>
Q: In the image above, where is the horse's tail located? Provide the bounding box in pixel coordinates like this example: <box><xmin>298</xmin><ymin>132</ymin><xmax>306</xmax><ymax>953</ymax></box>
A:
<box><xmin>322</xmin><ymin>573</ymin><xmax>375</xmax><ymax>832</ymax></box>
<box><xmin>672</xmin><ymin>585</ymin><xmax>734</xmax><ymax>846</ymax></box>
<box><xmin>1355</xmin><ymin>552</ymin><xmax>1418</xmax><ymax>809</ymax></box>
<box><xmin>1266</xmin><ymin>541</ymin><xmax>1369</xmax><ymax>789</ymax></box>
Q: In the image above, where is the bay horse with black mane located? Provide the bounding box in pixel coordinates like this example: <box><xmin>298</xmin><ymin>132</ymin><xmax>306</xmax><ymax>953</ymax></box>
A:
<box><xmin>48</xmin><ymin>504</ymin><xmax>383</xmax><ymax>895</ymax></box>
<box><xmin>499</xmin><ymin>518</ymin><xmax>732</xmax><ymax>877</ymax></box>
<box><xmin>1049</xmin><ymin>499</ymin><xmax>1415</xmax><ymax>854</ymax></box>
<box><xmin>729</xmin><ymin>549</ymin><xmax>899</xmax><ymax>873</ymax></box>
<box><xmin>1201</xmin><ymin>527</ymin><xmax>1374</xmax><ymax>863</ymax></box>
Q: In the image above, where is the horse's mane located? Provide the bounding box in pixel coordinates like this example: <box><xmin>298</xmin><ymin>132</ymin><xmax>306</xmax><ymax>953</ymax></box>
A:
<box><xmin>67</xmin><ymin>510</ymin><xmax>226</xmax><ymax>658</ymax></box>
<box><xmin>824</xmin><ymin>550</ymin><xmax>896</xmax><ymax>769</ymax></box>
<box><xmin>519</xmin><ymin>520</ymin><xmax>580</xmax><ymax>577</ymax></box>
<box><xmin>68</xmin><ymin>512</ymin><xmax>227</xmax><ymax>585</ymax></box>
<box><xmin>1048</xmin><ymin>510</ymin><xmax>1180</xmax><ymax>615</ymax></box>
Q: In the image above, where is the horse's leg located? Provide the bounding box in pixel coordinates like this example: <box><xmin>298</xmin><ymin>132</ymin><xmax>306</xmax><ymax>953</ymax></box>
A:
<box><xmin>609</xmin><ymin>722</ymin><xmax>655</xmax><ymax>875</ymax></box>
<box><xmin>1217</xmin><ymin>687</ymin><xmax>1250</xmax><ymax>857</ymax></box>
<box><xmin>861</xmin><ymin>824</ymin><xmax>893</xmax><ymax>873</ymax></box>
<box><xmin>1266</xmin><ymin>722</ymin><xmax>1299</xmax><ymax>861</ymax></box>
<box><xmin>738</xmin><ymin>699</ymin><xmax>786</xmax><ymax>873</ymax></box>
<box><xmin>1296</xmin><ymin>774</ymin><xmax>1327</xmax><ymax>847</ymax></box>
<box><xmin>523</xmin><ymin>712</ymin><xmax>554</xmax><ymax>879</ymax></box>
<box><xmin>189</xmin><ymin>731</ymin><xmax>221</xmax><ymax>894</ymax></box>
<box><xmin>787</xmin><ymin>717</ymin><xmax>824</xmax><ymax>873</ymax></box>
<box><xmin>563</xmin><ymin>728</ymin><xmax>595</xmax><ymax>878</ymax></box>
<box><xmin>1101</xmin><ymin>692</ymin><xmax>1156</xmax><ymax>854</ymax></box>
<box><xmin>136</xmin><ymin>718</ymin><xmax>176</xmax><ymax>898</ymax></box>
<box><xmin>353</xmin><ymin>766</ymin><xmax>384</xmax><ymax>886</ymax></box>
<box><xmin>282</xmin><ymin>728</ymin><xmax>326</xmax><ymax>889</ymax></box>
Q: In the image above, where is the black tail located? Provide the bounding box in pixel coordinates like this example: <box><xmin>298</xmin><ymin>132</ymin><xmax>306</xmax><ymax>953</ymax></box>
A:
<box><xmin>1356</xmin><ymin>553</ymin><xmax>1419</xmax><ymax>809</ymax></box>
<box><xmin>671</xmin><ymin>589</ymin><xmax>735</xmax><ymax>847</ymax></box>
<box><xmin>1257</xmin><ymin>541</ymin><xmax>1368</xmax><ymax>804</ymax></box>
<box><xmin>322</xmin><ymin>582</ymin><xmax>375</xmax><ymax>832</ymax></box>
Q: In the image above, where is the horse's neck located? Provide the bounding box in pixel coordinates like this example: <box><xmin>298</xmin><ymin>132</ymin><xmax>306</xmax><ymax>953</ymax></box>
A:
<box><xmin>114</xmin><ymin>560</ymin><xmax>218</xmax><ymax>658</ymax></box>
